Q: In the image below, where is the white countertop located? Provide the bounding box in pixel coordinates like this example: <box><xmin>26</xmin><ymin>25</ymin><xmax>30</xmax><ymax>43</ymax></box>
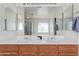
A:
<box><xmin>0</xmin><ymin>36</ymin><xmax>78</xmax><ymax>45</ymax></box>
<box><xmin>0</xmin><ymin>31</ymin><xmax>78</xmax><ymax>45</ymax></box>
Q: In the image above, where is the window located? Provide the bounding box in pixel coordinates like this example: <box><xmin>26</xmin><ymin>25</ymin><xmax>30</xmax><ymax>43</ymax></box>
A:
<box><xmin>38</xmin><ymin>23</ymin><xmax>49</xmax><ymax>33</ymax></box>
<box><xmin>18</xmin><ymin>23</ymin><xmax>23</xmax><ymax>30</ymax></box>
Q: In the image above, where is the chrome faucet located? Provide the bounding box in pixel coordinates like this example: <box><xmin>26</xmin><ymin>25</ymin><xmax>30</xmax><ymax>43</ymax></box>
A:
<box><xmin>50</xmin><ymin>37</ymin><xmax>55</xmax><ymax>40</ymax></box>
<box><xmin>24</xmin><ymin>37</ymin><xmax>29</xmax><ymax>40</ymax></box>
<box><xmin>37</xmin><ymin>36</ymin><xmax>42</xmax><ymax>40</ymax></box>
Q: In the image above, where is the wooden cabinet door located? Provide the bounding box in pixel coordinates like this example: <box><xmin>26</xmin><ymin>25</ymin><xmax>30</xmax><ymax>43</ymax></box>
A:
<box><xmin>0</xmin><ymin>45</ymin><xmax>78</xmax><ymax>56</ymax></box>
<box><xmin>58</xmin><ymin>45</ymin><xmax>78</xmax><ymax>56</ymax></box>
<box><xmin>19</xmin><ymin>45</ymin><xmax>38</xmax><ymax>56</ymax></box>
<box><xmin>0</xmin><ymin>45</ymin><xmax>18</xmax><ymax>51</ymax></box>
<box><xmin>0</xmin><ymin>45</ymin><xmax>18</xmax><ymax>56</ymax></box>
<box><xmin>39</xmin><ymin>45</ymin><xmax>58</xmax><ymax>56</ymax></box>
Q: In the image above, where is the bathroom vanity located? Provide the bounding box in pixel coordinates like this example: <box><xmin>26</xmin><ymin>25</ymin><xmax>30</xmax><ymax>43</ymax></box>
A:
<box><xmin>0</xmin><ymin>44</ymin><xmax>77</xmax><ymax>56</ymax></box>
<box><xmin>0</xmin><ymin>33</ymin><xmax>78</xmax><ymax>56</ymax></box>
<box><xmin>0</xmin><ymin>3</ymin><xmax>79</xmax><ymax>56</ymax></box>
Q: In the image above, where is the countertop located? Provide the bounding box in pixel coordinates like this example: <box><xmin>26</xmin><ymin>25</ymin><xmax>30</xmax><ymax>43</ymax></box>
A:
<box><xmin>0</xmin><ymin>31</ymin><xmax>78</xmax><ymax>45</ymax></box>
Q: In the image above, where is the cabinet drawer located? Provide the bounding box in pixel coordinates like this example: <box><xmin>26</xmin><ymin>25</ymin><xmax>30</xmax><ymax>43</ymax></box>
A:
<box><xmin>39</xmin><ymin>45</ymin><xmax>58</xmax><ymax>52</ymax></box>
<box><xmin>19</xmin><ymin>45</ymin><xmax>38</xmax><ymax>56</ymax></box>
<box><xmin>59</xmin><ymin>45</ymin><xmax>78</xmax><ymax>52</ymax></box>
<box><xmin>19</xmin><ymin>45</ymin><xmax>38</xmax><ymax>52</ymax></box>
<box><xmin>39</xmin><ymin>45</ymin><xmax>58</xmax><ymax>56</ymax></box>
<box><xmin>0</xmin><ymin>52</ymin><xmax>18</xmax><ymax>56</ymax></box>
<box><xmin>0</xmin><ymin>45</ymin><xmax>18</xmax><ymax>52</ymax></box>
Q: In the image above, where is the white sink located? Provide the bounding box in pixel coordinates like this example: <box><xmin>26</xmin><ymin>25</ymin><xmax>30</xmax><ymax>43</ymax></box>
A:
<box><xmin>47</xmin><ymin>36</ymin><xmax>64</xmax><ymax>42</ymax></box>
<box><xmin>30</xmin><ymin>36</ymin><xmax>42</xmax><ymax>43</ymax></box>
<box><xmin>16</xmin><ymin>35</ymin><xmax>64</xmax><ymax>43</ymax></box>
<box><xmin>16</xmin><ymin>35</ymin><xmax>30</xmax><ymax>42</ymax></box>
<box><xmin>16</xmin><ymin>35</ymin><xmax>42</xmax><ymax>43</ymax></box>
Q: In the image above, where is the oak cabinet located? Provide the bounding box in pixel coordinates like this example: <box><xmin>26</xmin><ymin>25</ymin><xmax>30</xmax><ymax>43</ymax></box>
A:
<box><xmin>39</xmin><ymin>45</ymin><xmax>58</xmax><ymax>56</ymax></box>
<box><xmin>0</xmin><ymin>45</ymin><xmax>18</xmax><ymax>56</ymax></box>
<box><xmin>58</xmin><ymin>45</ymin><xmax>78</xmax><ymax>56</ymax></box>
<box><xmin>0</xmin><ymin>45</ymin><xmax>78</xmax><ymax>56</ymax></box>
<box><xmin>19</xmin><ymin>45</ymin><xmax>39</xmax><ymax>56</ymax></box>
<box><xmin>0</xmin><ymin>45</ymin><xmax>18</xmax><ymax>51</ymax></box>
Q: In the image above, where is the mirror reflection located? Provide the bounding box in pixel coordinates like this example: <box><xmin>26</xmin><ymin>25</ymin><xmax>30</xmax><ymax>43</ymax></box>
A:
<box><xmin>0</xmin><ymin>3</ymin><xmax>74</xmax><ymax>36</ymax></box>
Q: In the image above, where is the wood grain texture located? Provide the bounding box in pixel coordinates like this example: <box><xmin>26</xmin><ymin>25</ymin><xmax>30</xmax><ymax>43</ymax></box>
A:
<box><xmin>0</xmin><ymin>45</ymin><xmax>18</xmax><ymax>52</ymax></box>
<box><xmin>58</xmin><ymin>45</ymin><xmax>78</xmax><ymax>56</ymax></box>
<box><xmin>0</xmin><ymin>45</ymin><xmax>18</xmax><ymax>56</ymax></box>
<box><xmin>0</xmin><ymin>52</ymin><xmax>18</xmax><ymax>56</ymax></box>
<box><xmin>39</xmin><ymin>45</ymin><xmax>58</xmax><ymax>56</ymax></box>
<box><xmin>0</xmin><ymin>44</ymin><xmax>78</xmax><ymax>56</ymax></box>
<box><xmin>19</xmin><ymin>45</ymin><xmax>39</xmax><ymax>56</ymax></box>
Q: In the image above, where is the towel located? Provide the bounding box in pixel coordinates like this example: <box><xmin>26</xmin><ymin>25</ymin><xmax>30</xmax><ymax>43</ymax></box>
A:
<box><xmin>72</xmin><ymin>17</ymin><xmax>79</xmax><ymax>32</ymax></box>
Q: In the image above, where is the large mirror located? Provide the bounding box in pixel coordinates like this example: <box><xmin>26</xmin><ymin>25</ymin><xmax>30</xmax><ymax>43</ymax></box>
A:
<box><xmin>56</xmin><ymin>4</ymin><xmax>73</xmax><ymax>35</ymax></box>
<box><xmin>24</xmin><ymin>7</ymin><xmax>61</xmax><ymax>35</ymax></box>
<box><xmin>24</xmin><ymin>4</ymin><xmax>73</xmax><ymax>35</ymax></box>
<box><xmin>63</xmin><ymin>4</ymin><xmax>73</xmax><ymax>31</ymax></box>
<box><xmin>0</xmin><ymin>3</ymin><xmax>73</xmax><ymax>36</ymax></box>
<box><xmin>5</xmin><ymin>7</ymin><xmax>17</xmax><ymax>31</ymax></box>
<box><xmin>0</xmin><ymin>4</ymin><xmax>24</xmax><ymax>32</ymax></box>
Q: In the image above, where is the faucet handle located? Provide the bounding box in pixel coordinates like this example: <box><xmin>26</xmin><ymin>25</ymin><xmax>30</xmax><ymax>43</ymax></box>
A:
<box><xmin>24</xmin><ymin>37</ymin><xmax>29</xmax><ymax>40</ymax></box>
<box><xmin>50</xmin><ymin>37</ymin><xmax>55</xmax><ymax>40</ymax></box>
<box><xmin>37</xmin><ymin>36</ymin><xmax>42</xmax><ymax>40</ymax></box>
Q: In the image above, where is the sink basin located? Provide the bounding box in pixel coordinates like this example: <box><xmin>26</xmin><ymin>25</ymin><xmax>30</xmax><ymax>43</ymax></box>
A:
<box><xmin>30</xmin><ymin>36</ymin><xmax>42</xmax><ymax>43</ymax></box>
<box><xmin>47</xmin><ymin>36</ymin><xmax>64</xmax><ymax>43</ymax></box>
<box><xmin>16</xmin><ymin>35</ymin><xmax>64</xmax><ymax>43</ymax></box>
<box><xmin>16</xmin><ymin>35</ymin><xmax>30</xmax><ymax>42</ymax></box>
<box><xmin>16</xmin><ymin>35</ymin><xmax>42</xmax><ymax>43</ymax></box>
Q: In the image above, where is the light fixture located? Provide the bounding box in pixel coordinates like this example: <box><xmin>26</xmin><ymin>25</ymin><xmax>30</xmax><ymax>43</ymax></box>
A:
<box><xmin>26</xmin><ymin>17</ymin><xmax>30</xmax><ymax>19</ymax></box>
